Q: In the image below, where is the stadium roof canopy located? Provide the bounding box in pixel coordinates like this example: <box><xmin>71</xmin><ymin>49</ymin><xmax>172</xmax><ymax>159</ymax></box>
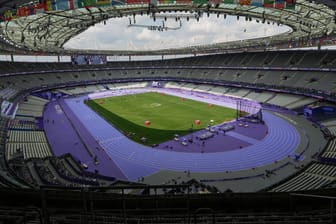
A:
<box><xmin>0</xmin><ymin>0</ymin><xmax>335</xmax><ymax>55</ymax></box>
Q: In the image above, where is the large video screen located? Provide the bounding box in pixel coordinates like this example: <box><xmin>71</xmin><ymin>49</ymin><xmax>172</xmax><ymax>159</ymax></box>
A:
<box><xmin>71</xmin><ymin>55</ymin><xmax>107</xmax><ymax>65</ymax></box>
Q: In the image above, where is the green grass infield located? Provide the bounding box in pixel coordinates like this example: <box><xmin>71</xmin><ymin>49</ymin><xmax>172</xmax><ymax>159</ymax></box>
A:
<box><xmin>86</xmin><ymin>92</ymin><xmax>238</xmax><ymax>146</ymax></box>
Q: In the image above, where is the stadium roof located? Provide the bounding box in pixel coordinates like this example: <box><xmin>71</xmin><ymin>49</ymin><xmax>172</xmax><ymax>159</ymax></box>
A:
<box><xmin>0</xmin><ymin>0</ymin><xmax>335</xmax><ymax>55</ymax></box>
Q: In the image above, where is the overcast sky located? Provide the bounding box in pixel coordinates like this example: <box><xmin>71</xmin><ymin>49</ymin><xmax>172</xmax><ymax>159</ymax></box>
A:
<box><xmin>64</xmin><ymin>13</ymin><xmax>292</xmax><ymax>51</ymax></box>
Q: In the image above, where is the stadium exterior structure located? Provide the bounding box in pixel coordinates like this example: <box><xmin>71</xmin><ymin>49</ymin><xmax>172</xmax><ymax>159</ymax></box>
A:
<box><xmin>0</xmin><ymin>0</ymin><xmax>335</xmax><ymax>55</ymax></box>
<box><xmin>0</xmin><ymin>50</ymin><xmax>336</xmax><ymax>222</ymax></box>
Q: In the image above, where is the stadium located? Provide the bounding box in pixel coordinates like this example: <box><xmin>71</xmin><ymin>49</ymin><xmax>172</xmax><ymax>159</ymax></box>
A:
<box><xmin>0</xmin><ymin>0</ymin><xmax>336</xmax><ymax>223</ymax></box>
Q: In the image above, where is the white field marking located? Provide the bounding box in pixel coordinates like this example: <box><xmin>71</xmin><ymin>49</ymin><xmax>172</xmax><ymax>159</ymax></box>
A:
<box><xmin>150</xmin><ymin>103</ymin><xmax>162</xmax><ymax>108</ymax></box>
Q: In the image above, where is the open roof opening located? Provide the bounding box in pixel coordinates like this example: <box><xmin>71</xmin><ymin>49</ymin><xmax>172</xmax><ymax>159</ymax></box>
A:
<box><xmin>64</xmin><ymin>13</ymin><xmax>292</xmax><ymax>51</ymax></box>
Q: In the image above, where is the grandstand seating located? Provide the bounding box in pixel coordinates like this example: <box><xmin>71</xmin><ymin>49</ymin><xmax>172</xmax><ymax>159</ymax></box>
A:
<box><xmin>16</xmin><ymin>95</ymin><xmax>48</xmax><ymax>117</ymax></box>
<box><xmin>6</xmin><ymin>130</ymin><xmax>53</xmax><ymax>160</ymax></box>
<box><xmin>321</xmin><ymin>119</ymin><xmax>336</xmax><ymax>128</ymax></box>
<box><xmin>162</xmin><ymin>82</ymin><xmax>316</xmax><ymax>109</ymax></box>
<box><xmin>8</xmin><ymin>119</ymin><xmax>37</xmax><ymax>130</ymax></box>
<box><xmin>0</xmin><ymin>50</ymin><xmax>335</xmax><ymax>194</ymax></box>
<box><xmin>246</xmin><ymin>91</ymin><xmax>275</xmax><ymax>103</ymax></box>
<box><xmin>5</xmin><ymin>95</ymin><xmax>53</xmax><ymax>161</ymax></box>
<box><xmin>225</xmin><ymin>88</ymin><xmax>251</xmax><ymax>98</ymax></box>
<box><xmin>271</xmin><ymin>162</ymin><xmax>336</xmax><ymax>192</ymax></box>
<box><xmin>0</xmin><ymin>49</ymin><xmax>335</xmax><ymax>223</ymax></box>
<box><xmin>327</xmin><ymin>127</ymin><xmax>336</xmax><ymax>136</ymax></box>
<box><xmin>0</xmin><ymin>117</ymin><xmax>29</xmax><ymax>188</ymax></box>
<box><xmin>0</xmin><ymin>51</ymin><xmax>335</xmax><ymax>95</ymax></box>
<box><xmin>192</xmin><ymin>84</ymin><xmax>213</xmax><ymax>93</ymax></box>
<box><xmin>266</xmin><ymin>93</ymin><xmax>303</xmax><ymax>107</ymax></box>
<box><xmin>318</xmin><ymin>119</ymin><xmax>336</xmax><ymax>158</ymax></box>
<box><xmin>0</xmin><ymin>88</ymin><xmax>17</xmax><ymax>100</ymax></box>
<box><xmin>285</xmin><ymin>97</ymin><xmax>317</xmax><ymax>110</ymax></box>
<box><xmin>19</xmin><ymin>154</ymin><xmax>116</xmax><ymax>188</ymax></box>
<box><xmin>321</xmin><ymin>140</ymin><xmax>336</xmax><ymax>159</ymax></box>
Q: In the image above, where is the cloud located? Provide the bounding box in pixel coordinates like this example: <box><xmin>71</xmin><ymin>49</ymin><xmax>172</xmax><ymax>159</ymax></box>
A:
<box><xmin>136</xmin><ymin>29</ymin><xmax>161</xmax><ymax>41</ymax></box>
<box><xmin>64</xmin><ymin>14</ymin><xmax>291</xmax><ymax>51</ymax></box>
<box><xmin>186</xmin><ymin>19</ymin><xmax>222</xmax><ymax>34</ymax></box>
